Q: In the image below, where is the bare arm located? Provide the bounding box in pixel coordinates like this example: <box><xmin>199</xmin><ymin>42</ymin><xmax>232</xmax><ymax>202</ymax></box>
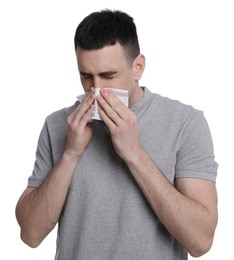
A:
<box><xmin>15</xmin><ymin>154</ymin><xmax>79</xmax><ymax>247</ymax></box>
<box><xmin>97</xmin><ymin>89</ymin><xmax>218</xmax><ymax>257</ymax></box>
<box><xmin>126</xmin><ymin>150</ymin><xmax>218</xmax><ymax>257</ymax></box>
<box><xmin>15</xmin><ymin>89</ymin><xmax>95</xmax><ymax>247</ymax></box>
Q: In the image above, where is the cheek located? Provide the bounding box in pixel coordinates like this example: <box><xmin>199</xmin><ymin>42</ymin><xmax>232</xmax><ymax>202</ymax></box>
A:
<box><xmin>81</xmin><ymin>85</ymin><xmax>92</xmax><ymax>93</ymax></box>
<box><xmin>80</xmin><ymin>79</ymin><xmax>92</xmax><ymax>92</ymax></box>
<box><xmin>122</xmin><ymin>77</ymin><xmax>135</xmax><ymax>90</ymax></box>
<box><xmin>116</xmin><ymin>74</ymin><xmax>134</xmax><ymax>89</ymax></box>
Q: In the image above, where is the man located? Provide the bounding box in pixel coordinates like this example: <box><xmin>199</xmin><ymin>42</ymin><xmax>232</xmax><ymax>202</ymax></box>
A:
<box><xmin>16</xmin><ymin>9</ymin><xmax>218</xmax><ymax>260</ymax></box>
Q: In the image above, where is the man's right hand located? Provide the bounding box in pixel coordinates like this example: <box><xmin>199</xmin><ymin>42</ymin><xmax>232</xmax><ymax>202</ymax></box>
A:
<box><xmin>65</xmin><ymin>88</ymin><xmax>95</xmax><ymax>159</ymax></box>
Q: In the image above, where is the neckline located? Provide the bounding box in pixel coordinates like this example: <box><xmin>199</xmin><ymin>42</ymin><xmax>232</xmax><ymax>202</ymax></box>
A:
<box><xmin>130</xmin><ymin>87</ymin><xmax>153</xmax><ymax>114</ymax></box>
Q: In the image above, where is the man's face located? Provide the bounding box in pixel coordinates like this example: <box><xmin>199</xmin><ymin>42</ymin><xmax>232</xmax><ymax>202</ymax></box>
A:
<box><xmin>76</xmin><ymin>43</ymin><xmax>138</xmax><ymax>97</ymax></box>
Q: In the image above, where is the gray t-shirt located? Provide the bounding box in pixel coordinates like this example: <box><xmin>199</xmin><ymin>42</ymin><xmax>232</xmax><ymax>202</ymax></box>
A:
<box><xmin>28</xmin><ymin>87</ymin><xmax>218</xmax><ymax>260</ymax></box>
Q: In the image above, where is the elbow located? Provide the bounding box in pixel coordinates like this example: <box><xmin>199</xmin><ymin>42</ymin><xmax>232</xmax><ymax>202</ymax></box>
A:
<box><xmin>188</xmin><ymin>240</ymin><xmax>212</xmax><ymax>258</ymax></box>
<box><xmin>17</xmin><ymin>215</ymin><xmax>44</xmax><ymax>248</ymax></box>
<box><xmin>187</xmin><ymin>232</ymin><xmax>215</xmax><ymax>257</ymax></box>
<box><xmin>17</xmin><ymin>217</ymin><xmax>56</xmax><ymax>248</ymax></box>
<box><xmin>22</xmin><ymin>239</ymin><xmax>41</xmax><ymax>249</ymax></box>
<box><xmin>19</xmin><ymin>221</ymin><xmax>56</xmax><ymax>248</ymax></box>
<box><xmin>20</xmin><ymin>229</ymin><xmax>44</xmax><ymax>248</ymax></box>
<box><xmin>188</xmin><ymin>212</ymin><xmax>218</xmax><ymax>257</ymax></box>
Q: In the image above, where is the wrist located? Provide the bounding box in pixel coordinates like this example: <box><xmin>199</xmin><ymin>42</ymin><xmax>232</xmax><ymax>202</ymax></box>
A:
<box><xmin>62</xmin><ymin>150</ymin><xmax>81</xmax><ymax>164</ymax></box>
<box><xmin>124</xmin><ymin>147</ymin><xmax>146</xmax><ymax>166</ymax></box>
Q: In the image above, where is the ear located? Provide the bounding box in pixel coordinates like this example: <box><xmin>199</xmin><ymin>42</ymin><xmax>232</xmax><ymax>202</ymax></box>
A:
<box><xmin>132</xmin><ymin>54</ymin><xmax>145</xmax><ymax>81</ymax></box>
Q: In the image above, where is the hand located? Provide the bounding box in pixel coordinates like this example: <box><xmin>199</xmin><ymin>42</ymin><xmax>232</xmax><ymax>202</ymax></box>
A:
<box><xmin>65</xmin><ymin>88</ymin><xmax>95</xmax><ymax>158</ymax></box>
<box><xmin>97</xmin><ymin>89</ymin><xmax>142</xmax><ymax>161</ymax></box>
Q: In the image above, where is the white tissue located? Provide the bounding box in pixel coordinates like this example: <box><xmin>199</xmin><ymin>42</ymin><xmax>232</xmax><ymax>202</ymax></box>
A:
<box><xmin>76</xmin><ymin>88</ymin><xmax>129</xmax><ymax>121</ymax></box>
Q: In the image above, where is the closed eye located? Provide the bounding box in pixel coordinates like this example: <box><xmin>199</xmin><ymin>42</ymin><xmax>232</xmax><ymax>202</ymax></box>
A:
<box><xmin>99</xmin><ymin>71</ymin><xmax>117</xmax><ymax>79</ymax></box>
<box><xmin>79</xmin><ymin>71</ymin><xmax>117</xmax><ymax>80</ymax></box>
<box><xmin>80</xmin><ymin>72</ymin><xmax>92</xmax><ymax>79</ymax></box>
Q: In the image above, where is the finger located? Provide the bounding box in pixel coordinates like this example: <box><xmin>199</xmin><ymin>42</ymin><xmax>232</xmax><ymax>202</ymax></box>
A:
<box><xmin>99</xmin><ymin>89</ymin><xmax>129</xmax><ymax>120</ymax></box>
<box><xmin>78</xmin><ymin>104</ymin><xmax>94</xmax><ymax>129</ymax></box>
<box><xmin>96</xmin><ymin>93</ymin><xmax>121</xmax><ymax>126</ymax></box>
<box><xmin>98</xmin><ymin>105</ymin><xmax>117</xmax><ymax>131</ymax></box>
<box><xmin>69</xmin><ymin>88</ymin><xmax>95</xmax><ymax>124</ymax></box>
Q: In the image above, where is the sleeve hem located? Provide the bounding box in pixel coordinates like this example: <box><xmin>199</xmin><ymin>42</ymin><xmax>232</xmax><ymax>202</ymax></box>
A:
<box><xmin>27</xmin><ymin>177</ymin><xmax>44</xmax><ymax>188</ymax></box>
<box><xmin>175</xmin><ymin>170</ymin><xmax>217</xmax><ymax>182</ymax></box>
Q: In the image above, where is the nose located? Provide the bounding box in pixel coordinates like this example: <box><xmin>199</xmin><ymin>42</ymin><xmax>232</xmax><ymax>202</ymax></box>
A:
<box><xmin>93</xmin><ymin>76</ymin><xmax>105</xmax><ymax>89</ymax></box>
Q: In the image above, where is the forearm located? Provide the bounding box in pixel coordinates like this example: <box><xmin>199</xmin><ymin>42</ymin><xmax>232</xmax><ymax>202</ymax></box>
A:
<box><xmin>16</xmin><ymin>152</ymin><xmax>79</xmax><ymax>247</ymax></box>
<box><xmin>125</xmin><ymin>149</ymin><xmax>217</xmax><ymax>257</ymax></box>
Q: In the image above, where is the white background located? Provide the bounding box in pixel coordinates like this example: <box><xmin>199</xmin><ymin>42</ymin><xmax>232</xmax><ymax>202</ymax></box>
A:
<box><xmin>1</xmin><ymin>0</ymin><xmax>233</xmax><ymax>259</ymax></box>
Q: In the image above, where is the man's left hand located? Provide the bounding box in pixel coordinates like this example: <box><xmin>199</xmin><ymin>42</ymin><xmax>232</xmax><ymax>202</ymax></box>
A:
<box><xmin>97</xmin><ymin>88</ymin><xmax>141</xmax><ymax>162</ymax></box>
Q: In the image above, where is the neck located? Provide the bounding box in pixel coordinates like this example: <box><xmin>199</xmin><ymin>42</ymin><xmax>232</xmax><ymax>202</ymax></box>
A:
<box><xmin>129</xmin><ymin>86</ymin><xmax>144</xmax><ymax>108</ymax></box>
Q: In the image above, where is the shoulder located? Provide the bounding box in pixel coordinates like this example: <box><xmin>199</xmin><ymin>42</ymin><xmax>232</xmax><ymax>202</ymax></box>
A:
<box><xmin>146</xmin><ymin>88</ymin><xmax>203</xmax><ymax>124</ymax></box>
<box><xmin>154</xmin><ymin>92</ymin><xmax>198</xmax><ymax>114</ymax></box>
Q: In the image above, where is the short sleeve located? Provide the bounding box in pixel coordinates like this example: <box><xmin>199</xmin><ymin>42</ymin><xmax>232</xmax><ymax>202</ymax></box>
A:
<box><xmin>175</xmin><ymin>111</ymin><xmax>218</xmax><ymax>182</ymax></box>
<box><xmin>28</xmin><ymin>119</ymin><xmax>53</xmax><ymax>187</ymax></box>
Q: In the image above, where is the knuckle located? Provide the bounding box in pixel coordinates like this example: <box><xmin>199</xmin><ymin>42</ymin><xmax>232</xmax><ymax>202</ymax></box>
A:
<box><xmin>107</xmin><ymin>110</ymin><xmax>114</xmax><ymax>118</ymax></box>
<box><xmin>126</xmin><ymin>115</ymin><xmax>136</xmax><ymax>127</ymax></box>
<box><xmin>112</xmin><ymin>105</ymin><xmax>118</xmax><ymax>113</ymax></box>
<box><xmin>67</xmin><ymin>115</ymin><xmax>73</xmax><ymax>125</ymax></box>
